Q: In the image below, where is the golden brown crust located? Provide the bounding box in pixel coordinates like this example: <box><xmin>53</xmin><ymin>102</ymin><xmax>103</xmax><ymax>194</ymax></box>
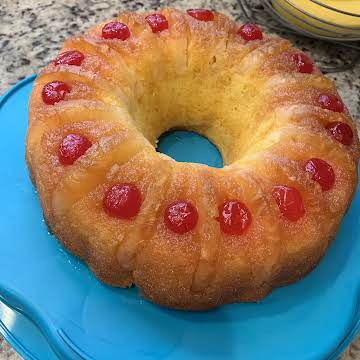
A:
<box><xmin>26</xmin><ymin>8</ymin><xmax>359</xmax><ymax>310</ymax></box>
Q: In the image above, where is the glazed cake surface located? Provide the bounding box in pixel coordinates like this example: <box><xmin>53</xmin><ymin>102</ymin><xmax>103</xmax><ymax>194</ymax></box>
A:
<box><xmin>26</xmin><ymin>8</ymin><xmax>359</xmax><ymax>310</ymax></box>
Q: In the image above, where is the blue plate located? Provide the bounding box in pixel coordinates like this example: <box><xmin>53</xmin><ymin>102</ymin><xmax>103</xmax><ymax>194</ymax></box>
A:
<box><xmin>0</xmin><ymin>299</ymin><xmax>58</xmax><ymax>359</ymax></box>
<box><xmin>0</xmin><ymin>75</ymin><xmax>359</xmax><ymax>360</ymax></box>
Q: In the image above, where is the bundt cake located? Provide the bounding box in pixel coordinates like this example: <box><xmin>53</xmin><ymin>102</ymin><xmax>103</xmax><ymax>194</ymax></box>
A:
<box><xmin>26</xmin><ymin>8</ymin><xmax>359</xmax><ymax>310</ymax></box>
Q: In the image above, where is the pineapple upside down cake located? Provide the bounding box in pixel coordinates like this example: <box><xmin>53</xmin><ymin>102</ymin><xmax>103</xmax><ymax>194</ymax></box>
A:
<box><xmin>26</xmin><ymin>8</ymin><xmax>359</xmax><ymax>310</ymax></box>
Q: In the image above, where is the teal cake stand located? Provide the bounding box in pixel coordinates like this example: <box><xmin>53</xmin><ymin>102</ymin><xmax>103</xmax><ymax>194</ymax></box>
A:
<box><xmin>0</xmin><ymin>75</ymin><xmax>359</xmax><ymax>359</ymax></box>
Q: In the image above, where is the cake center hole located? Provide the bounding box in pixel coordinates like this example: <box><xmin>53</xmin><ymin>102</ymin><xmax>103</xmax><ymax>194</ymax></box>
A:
<box><xmin>157</xmin><ymin>130</ymin><xmax>223</xmax><ymax>168</ymax></box>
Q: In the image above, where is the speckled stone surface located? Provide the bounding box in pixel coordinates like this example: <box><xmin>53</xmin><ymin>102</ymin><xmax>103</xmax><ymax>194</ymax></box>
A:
<box><xmin>0</xmin><ymin>0</ymin><xmax>359</xmax><ymax>359</ymax></box>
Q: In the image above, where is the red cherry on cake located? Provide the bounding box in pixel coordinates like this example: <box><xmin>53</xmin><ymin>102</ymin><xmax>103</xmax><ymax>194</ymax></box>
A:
<box><xmin>326</xmin><ymin>121</ymin><xmax>353</xmax><ymax>146</ymax></box>
<box><xmin>164</xmin><ymin>200</ymin><xmax>198</xmax><ymax>234</ymax></box>
<box><xmin>291</xmin><ymin>53</ymin><xmax>314</xmax><ymax>74</ymax></box>
<box><xmin>54</xmin><ymin>50</ymin><xmax>84</xmax><ymax>66</ymax></box>
<box><xmin>58</xmin><ymin>134</ymin><xmax>92</xmax><ymax>165</ymax></box>
<box><xmin>103</xmin><ymin>184</ymin><xmax>142</xmax><ymax>219</ymax></box>
<box><xmin>318</xmin><ymin>93</ymin><xmax>344</xmax><ymax>113</ymax></box>
<box><xmin>102</xmin><ymin>22</ymin><xmax>130</xmax><ymax>40</ymax></box>
<box><xmin>238</xmin><ymin>23</ymin><xmax>263</xmax><ymax>41</ymax></box>
<box><xmin>304</xmin><ymin>158</ymin><xmax>335</xmax><ymax>191</ymax></box>
<box><xmin>216</xmin><ymin>200</ymin><xmax>252</xmax><ymax>235</ymax></box>
<box><xmin>187</xmin><ymin>9</ymin><xmax>214</xmax><ymax>22</ymax></box>
<box><xmin>272</xmin><ymin>185</ymin><xmax>305</xmax><ymax>222</ymax></box>
<box><xmin>145</xmin><ymin>13</ymin><xmax>169</xmax><ymax>33</ymax></box>
<box><xmin>42</xmin><ymin>81</ymin><xmax>71</xmax><ymax>105</ymax></box>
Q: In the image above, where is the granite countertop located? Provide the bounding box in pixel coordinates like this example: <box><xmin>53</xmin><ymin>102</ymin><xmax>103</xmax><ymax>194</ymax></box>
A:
<box><xmin>0</xmin><ymin>0</ymin><xmax>359</xmax><ymax>359</ymax></box>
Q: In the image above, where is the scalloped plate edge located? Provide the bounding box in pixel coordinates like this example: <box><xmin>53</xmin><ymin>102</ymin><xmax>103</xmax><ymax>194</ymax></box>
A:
<box><xmin>0</xmin><ymin>285</ymin><xmax>80</xmax><ymax>360</ymax></box>
<box><xmin>0</xmin><ymin>311</ymin><xmax>39</xmax><ymax>360</ymax></box>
